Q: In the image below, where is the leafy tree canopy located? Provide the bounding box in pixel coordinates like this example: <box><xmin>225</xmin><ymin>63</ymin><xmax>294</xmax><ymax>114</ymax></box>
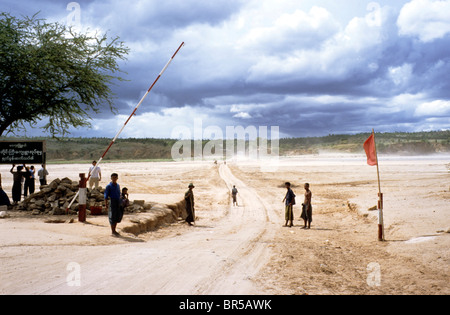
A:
<box><xmin>0</xmin><ymin>12</ymin><xmax>129</xmax><ymax>137</ymax></box>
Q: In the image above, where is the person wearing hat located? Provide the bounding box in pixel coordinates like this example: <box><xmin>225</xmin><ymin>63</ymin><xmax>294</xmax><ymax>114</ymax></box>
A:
<box><xmin>185</xmin><ymin>183</ymin><xmax>195</xmax><ymax>226</ymax></box>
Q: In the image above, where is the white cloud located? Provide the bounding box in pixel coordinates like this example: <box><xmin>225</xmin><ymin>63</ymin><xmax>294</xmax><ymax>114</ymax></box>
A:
<box><xmin>388</xmin><ymin>63</ymin><xmax>413</xmax><ymax>86</ymax></box>
<box><xmin>245</xmin><ymin>7</ymin><xmax>388</xmax><ymax>82</ymax></box>
<box><xmin>415</xmin><ymin>100</ymin><xmax>450</xmax><ymax>116</ymax></box>
<box><xmin>388</xmin><ymin>93</ymin><xmax>426</xmax><ymax>113</ymax></box>
<box><xmin>397</xmin><ymin>0</ymin><xmax>450</xmax><ymax>42</ymax></box>
<box><xmin>233</xmin><ymin>112</ymin><xmax>252</xmax><ymax>119</ymax></box>
<box><xmin>237</xmin><ymin>6</ymin><xmax>340</xmax><ymax>52</ymax></box>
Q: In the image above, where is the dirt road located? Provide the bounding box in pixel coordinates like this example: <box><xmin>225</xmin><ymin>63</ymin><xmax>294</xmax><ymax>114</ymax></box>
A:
<box><xmin>1</xmin><ymin>156</ymin><xmax>448</xmax><ymax>295</ymax></box>
<box><xmin>0</xmin><ymin>164</ymin><xmax>278</xmax><ymax>295</ymax></box>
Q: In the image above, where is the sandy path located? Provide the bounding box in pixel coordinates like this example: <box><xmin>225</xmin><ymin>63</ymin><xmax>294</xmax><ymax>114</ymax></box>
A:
<box><xmin>0</xmin><ymin>164</ymin><xmax>276</xmax><ymax>295</ymax></box>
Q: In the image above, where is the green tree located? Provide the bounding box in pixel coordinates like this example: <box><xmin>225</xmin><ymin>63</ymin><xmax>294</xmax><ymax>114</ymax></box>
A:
<box><xmin>0</xmin><ymin>12</ymin><xmax>129</xmax><ymax>137</ymax></box>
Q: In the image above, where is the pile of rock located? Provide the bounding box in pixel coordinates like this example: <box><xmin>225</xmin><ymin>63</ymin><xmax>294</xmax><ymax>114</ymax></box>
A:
<box><xmin>14</xmin><ymin>177</ymin><xmax>151</xmax><ymax>215</ymax></box>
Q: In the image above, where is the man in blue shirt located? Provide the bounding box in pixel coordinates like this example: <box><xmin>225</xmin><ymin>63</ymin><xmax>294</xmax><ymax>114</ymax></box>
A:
<box><xmin>104</xmin><ymin>173</ymin><xmax>122</xmax><ymax>236</ymax></box>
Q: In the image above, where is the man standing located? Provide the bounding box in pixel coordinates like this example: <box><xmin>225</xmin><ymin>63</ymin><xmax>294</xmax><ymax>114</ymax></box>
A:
<box><xmin>282</xmin><ymin>182</ymin><xmax>295</xmax><ymax>227</ymax></box>
<box><xmin>301</xmin><ymin>183</ymin><xmax>313</xmax><ymax>229</ymax></box>
<box><xmin>37</xmin><ymin>164</ymin><xmax>49</xmax><ymax>187</ymax></box>
<box><xmin>23</xmin><ymin>165</ymin><xmax>35</xmax><ymax>197</ymax></box>
<box><xmin>88</xmin><ymin>160</ymin><xmax>102</xmax><ymax>190</ymax></box>
<box><xmin>185</xmin><ymin>183</ymin><xmax>195</xmax><ymax>226</ymax></box>
<box><xmin>10</xmin><ymin>164</ymin><xmax>25</xmax><ymax>205</ymax></box>
<box><xmin>104</xmin><ymin>173</ymin><xmax>123</xmax><ymax>236</ymax></box>
<box><xmin>231</xmin><ymin>185</ymin><xmax>238</xmax><ymax>207</ymax></box>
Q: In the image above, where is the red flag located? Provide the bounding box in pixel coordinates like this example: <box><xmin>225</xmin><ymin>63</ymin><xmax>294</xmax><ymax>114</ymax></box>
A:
<box><xmin>364</xmin><ymin>133</ymin><xmax>378</xmax><ymax>166</ymax></box>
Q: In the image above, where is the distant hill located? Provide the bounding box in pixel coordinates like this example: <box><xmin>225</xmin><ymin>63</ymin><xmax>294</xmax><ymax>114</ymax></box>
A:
<box><xmin>279</xmin><ymin>131</ymin><xmax>450</xmax><ymax>155</ymax></box>
<box><xmin>1</xmin><ymin>131</ymin><xmax>449</xmax><ymax>163</ymax></box>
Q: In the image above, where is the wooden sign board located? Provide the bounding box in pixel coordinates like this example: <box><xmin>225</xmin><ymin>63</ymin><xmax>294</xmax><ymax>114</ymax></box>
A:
<box><xmin>0</xmin><ymin>141</ymin><xmax>46</xmax><ymax>164</ymax></box>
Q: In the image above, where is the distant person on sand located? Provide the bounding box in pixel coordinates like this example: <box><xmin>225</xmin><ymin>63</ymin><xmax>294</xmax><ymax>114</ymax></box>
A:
<box><xmin>282</xmin><ymin>182</ymin><xmax>295</xmax><ymax>227</ymax></box>
<box><xmin>301</xmin><ymin>183</ymin><xmax>312</xmax><ymax>229</ymax></box>
<box><xmin>231</xmin><ymin>185</ymin><xmax>238</xmax><ymax>206</ymax></box>
<box><xmin>104</xmin><ymin>173</ymin><xmax>123</xmax><ymax>236</ymax></box>
<box><xmin>10</xmin><ymin>164</ymin><xmax>26</xmax><ymax>205</ymax></box>
<box><xmin>37</xmin><ymin>164</ymin><xmax>49</xmax><ymax>186</ymax></box>
<box><xmin>185</xmin><ymin>183</ymin><xmax>195</xmax><ymax>226</ymax></box>
<box><xmin>88</xmin><ymin>160</ymin><xmax>102</xmax><ymax>190</ymax></box>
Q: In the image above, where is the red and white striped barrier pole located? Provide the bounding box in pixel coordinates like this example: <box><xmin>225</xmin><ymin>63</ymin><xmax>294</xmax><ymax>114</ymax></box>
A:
<box><xmin>66</xmin><ymin>42</ymin><xmax>185</xmax><ymax>214</ymax></box>
<box><xmin>78</xmin><ymin>173</ymin><xmax>87</xmax><ymax>222</ymax></box>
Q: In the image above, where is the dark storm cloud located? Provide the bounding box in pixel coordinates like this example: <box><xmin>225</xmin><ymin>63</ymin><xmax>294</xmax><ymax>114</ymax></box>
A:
<box><xmin>2</xmin><ymin>0</ymin><xmax>449</xmax><ymax>138</ymax></box>
<box><xmin>83</xmin><ymin>0</ymin><xmax>245</xmax><ymax>42</ymax></box>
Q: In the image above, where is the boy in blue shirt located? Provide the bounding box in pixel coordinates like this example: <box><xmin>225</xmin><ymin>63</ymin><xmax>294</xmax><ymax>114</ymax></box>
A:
<box><xmin>104</xmin><ymin>173</ymin><xmax>122</xmax><ymax>236</ymax></box>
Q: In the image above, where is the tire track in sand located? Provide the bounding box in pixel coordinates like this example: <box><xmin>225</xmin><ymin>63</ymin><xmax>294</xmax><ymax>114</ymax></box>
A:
<box><xmin>9</xmin><ymin>164</ymin><xmax>277</xmax><ymax>295</ymax></box>
<box><xmin>192</xmin><ymin>164</ymin><xmax>276</xmax><ymax>294</ymax></box>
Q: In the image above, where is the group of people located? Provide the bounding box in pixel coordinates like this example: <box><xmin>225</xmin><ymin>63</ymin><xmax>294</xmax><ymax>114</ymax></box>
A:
<box><xmin>184</xmin><ymin>182</ymin><xmax>312</xmax><ymax>229</ymax></box>
<box><xmin>3</xmin><ymin>159</ymin><xmax>313</xmax><ymax>237</ymax></box>
<box><xmin>86</xmin><ymin>161</ymin><xmax>131</xmax><ymax>236</ymax></box>
<box><xmin>8</xmin><ymin>164</ymin><xmax>49</xmax><ymax>205</ymax></box>
<box><xmin>181</xmin><ymin>181</ymin><xmax>313</xmax><ymax>231</ymax></box>
<box><xmin>3</xmin><ymin>160</ymin><xmax>101</xmax><ymax>206</ymax></box>
<box><xmin>283</xmin><ymin>182</ymin><xmax>312</xmax><ymax>229</ymax></box>
<box><xmin>1</xmin><ymin>160</ymin><xmax>128</xmax><ymax>237</ymax></box>
<box><xmin>105</xmin><ymin>175</ymin><xmax>197</xmax><ymax>235</ymax></box>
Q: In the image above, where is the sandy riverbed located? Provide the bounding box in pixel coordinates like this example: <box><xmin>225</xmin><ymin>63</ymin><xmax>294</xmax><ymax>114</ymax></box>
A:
<box><xmin>0</xmin><ymin>154</ymin><xmax>448</xmax><ymax>295</ymax></box>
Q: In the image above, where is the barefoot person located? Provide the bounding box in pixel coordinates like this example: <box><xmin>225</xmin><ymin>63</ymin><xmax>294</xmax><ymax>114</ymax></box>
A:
<box><xmin>282</xmin><ymin>182</ymin><xmax>295</xmax><ymax>227</ymax></box>
<box><xmin>185</xmin><ymin>183</ymin><xmax>195</xmax><ymax>226</ymax></box>
<box><xmin>301</xmin><ymin>183</ymin><xmax>312</xmax><ymax>229</ymax></box>
<box><xmin>104</xmin><ymin>173</ymin><xmax>123</xmax><ymax>236</ymax></box>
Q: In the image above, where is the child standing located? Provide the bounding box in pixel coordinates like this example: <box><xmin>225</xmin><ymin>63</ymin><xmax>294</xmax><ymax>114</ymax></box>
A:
<box><xmin>121</xmin><ymin>187</ymin><xmax>130</xmax><ymax>209</ymax></box>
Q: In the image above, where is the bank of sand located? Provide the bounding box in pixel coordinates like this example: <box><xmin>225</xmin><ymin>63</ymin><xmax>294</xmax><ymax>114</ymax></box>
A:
<box><xmin>0</xmin><ymin>155</ymin><xmax>449</xmax><ymax>294</ymax></box>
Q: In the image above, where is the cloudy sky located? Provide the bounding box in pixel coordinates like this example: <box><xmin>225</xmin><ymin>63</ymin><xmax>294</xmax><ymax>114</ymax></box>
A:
<box><xmin>2</xmin><ymin>0</ymin><xmax>450</xmax><ymax>138</ymax></box>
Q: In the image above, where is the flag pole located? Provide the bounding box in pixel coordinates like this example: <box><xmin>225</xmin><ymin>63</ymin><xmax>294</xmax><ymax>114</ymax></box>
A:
<box><xmin>65</xmin><ymin>42</ymin><xmax>185</xmax><ymax>214</ymax></box>
<box><xmin>372</xmin><ymin>129</ymin><xmax>385</xmax><ymax>241</ymax></box>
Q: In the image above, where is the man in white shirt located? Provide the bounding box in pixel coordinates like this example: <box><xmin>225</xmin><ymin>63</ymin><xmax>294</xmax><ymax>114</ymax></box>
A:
<box><xmin>37</xmin><ymin>164</ymin><xmax>49</xmax><ymax>186</ymax></box>
<box><xmin>88</xmin><ymin>160</ymin><xmax>102</xmax><ymax>190</ymax></box>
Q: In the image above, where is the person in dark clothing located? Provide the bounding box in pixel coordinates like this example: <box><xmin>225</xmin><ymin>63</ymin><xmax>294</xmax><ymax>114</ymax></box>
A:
<box><xmin>231</xmin><ymin>185</ymin><xmax>238</xmax><ymax>206</ymax></box>
<box><xmin>282</xmin><ymin>182</ymin><xmax>296</xmax><ymax>227</ymax></box>
<box><xmin>301</xmin><ymin>183</ymin><xmax>313</xmax><ymax>229</ymax></box>
<box><xmin>121</xmin><ymin>187</ymin><xmax>130</xmax><ymax>209</ymax></box>
<box><xmin>23</xmin><ymin>165</ymin><xmax>35</xmax><ymax>197</ymax></box>
<box><xmin>0</xmin><ymin>188</ymin><xmax>10</xmax><ymax>206</ymax></box>
<box><xmin>104</xmin><ymin>173</ymin><xmax>123</xmax><ymax>236</ymax></box>
<box><xmin>0</xmin><ymin>174</ymin><xmax>10</xmax><ymax>206</ymax></box>
<box><xmin>10</xmin><ymin>164</ymin><xmax>25</xmax><ymax>205</ymax></box>
<box><xmin>185</xmin><ymin>183</ymin><xmax>195</xmax><ymax>226</ymax></box>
